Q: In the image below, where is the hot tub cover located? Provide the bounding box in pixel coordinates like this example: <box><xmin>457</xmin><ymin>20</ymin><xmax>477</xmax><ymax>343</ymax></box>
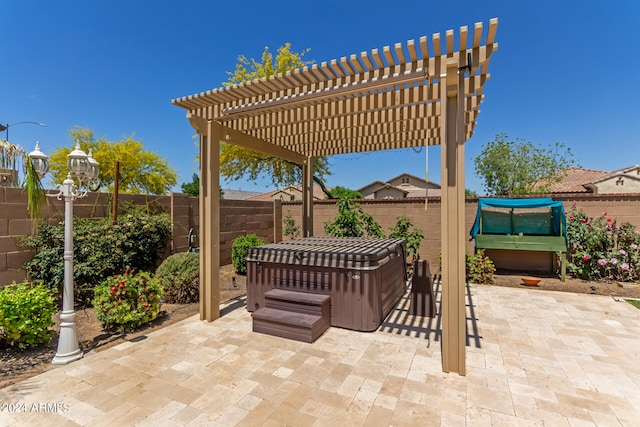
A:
<box><xmin>246</xmin><ymin>236</ymin><xmax>406</xmax><ymax>269</ymax></box>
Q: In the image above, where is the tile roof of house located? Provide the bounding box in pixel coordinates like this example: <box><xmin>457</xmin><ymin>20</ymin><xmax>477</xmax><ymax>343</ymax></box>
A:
<box><xmin>247</xmin><ymin>184</ymin><xmax>329</xmax><ymax>201</ymax></box>
<box><xmin>222</xmin><ymin>189</ymin><xmax>263</xmax><ymax>200</ymax></box>
<box><xmin>548</xmin><ymin>167</ymin><xmax>610</xmax><ymax>193</ymax></box>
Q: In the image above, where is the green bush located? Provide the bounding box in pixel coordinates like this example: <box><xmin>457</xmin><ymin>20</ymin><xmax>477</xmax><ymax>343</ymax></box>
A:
<box><xmin>566</xmin><ymin>207</ymin><xmax>640</xmax><ymax>281</ymax></box>
<box><xmin>324</xmin><ymin>197</ymin><xmax>384</xmax><ymax>238</ymax></box>
<box><xmin>389</xmin><ymin>216</ymin><xmax>424</xmax><ymax>261</ymax></box>
<box><xmin>93</xmin><ymin>269</ymin><xmax>163</xmax><ymax>332</ymax></box>
<box><xmin>23</xmin><ymin>209</ymin><xmax>171</xmax><ymax>304</ymax></box>
<box><xmin>283</xmin><ymin>211</ymin><xmax>301</xmax><ymax>239</ymax></box>
<box><xmin>156</xmin><ymin>252</ymin><xmax>200</xmax><ymax>303</ymax></box>
<box><xmin>0</xmin><ymin>282</ymin><xmax>56</xmax><ymax>348</ymax></box>
<box><xmin>232</xmin><ymin>234</ymin><xmax>265</xmax><ymax>275</ymax></box>
<box><xmin>466</xmin><ymin>251</ymin><xmax>495</xmax><ymax>284</ymax></box>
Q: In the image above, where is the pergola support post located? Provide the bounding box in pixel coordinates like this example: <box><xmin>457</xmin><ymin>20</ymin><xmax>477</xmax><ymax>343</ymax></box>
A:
<box><xmin>198</xmin><ymin>120</ymin><xmax>221</xmax><ymax>321</ymax></box>
<box><xmin>302</xmin><ymin>156</ymin><xmax>314</xmax><ymax>237</ymax></box>
<box><xmin>440</xmin><ymin>57</ymin><xmax>467</xmax><ymax>375</ymax></box>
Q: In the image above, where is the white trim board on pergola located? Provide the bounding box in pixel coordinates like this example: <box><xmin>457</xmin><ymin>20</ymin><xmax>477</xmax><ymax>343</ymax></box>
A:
<box><xmin>172</xmin><ymin>18</ymin><xmax>498</xmax><ymax>375</ymax></box>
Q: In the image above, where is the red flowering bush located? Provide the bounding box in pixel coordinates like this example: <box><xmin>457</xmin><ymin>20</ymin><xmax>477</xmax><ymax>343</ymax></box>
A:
<box><xmin>566</xmin><ymin>206</ymin><xmax>640</xmax><ymax>281</ymax></box>
<box><xmin>465</xmin><ymin>250</ymin><xmax>496</xmax><ymax>284</ymax></box>
<box><xmin>92</xmin><ymin>269</ymin><xmax>163</xmax><ymax>332</ymax></box>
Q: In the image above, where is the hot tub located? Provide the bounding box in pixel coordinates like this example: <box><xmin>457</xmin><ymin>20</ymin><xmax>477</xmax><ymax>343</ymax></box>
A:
<box><xmin>246</xmin><ymin>236</ymin><xmax>407</xmax><ymax>332</ymax></box>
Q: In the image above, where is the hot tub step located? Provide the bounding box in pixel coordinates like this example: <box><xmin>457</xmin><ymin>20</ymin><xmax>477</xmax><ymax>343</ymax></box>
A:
<box><xmin>265</xmin><ymin>289</ymin><xmax>331</xmax><ymax>318</ymax></box>
<box><xmin>252</xmin><ymin>307</ymin><xmax>329</xmax><ymax>343</ymax></box>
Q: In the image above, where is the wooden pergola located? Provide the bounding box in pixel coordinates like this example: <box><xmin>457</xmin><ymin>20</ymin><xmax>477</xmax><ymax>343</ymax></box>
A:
<box><xmin>172</xmin><ymin>18</ymin><xmax>498</xmax><ymax>375</ymax></box>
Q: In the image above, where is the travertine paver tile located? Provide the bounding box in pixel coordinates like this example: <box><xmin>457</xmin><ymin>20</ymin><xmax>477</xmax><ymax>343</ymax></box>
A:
<box><xmin>211</xmin><ymin>404</ymin><xmax>250</xmax><ymax>426</ymax></box>
<box><xmin>234</xmin><ymin>399</ymin><xmax>279</xmax><ymax>427</ymax></box>
<box><xmin>466</xmin><ymin>382</ymin><xmax>515</xmax><ymax>416</ymax></box>
<box><xmin>336</xmin><ymin>374</ymin><xmax>365</xmax><ymax>398</ymax></box>
<box><xmin>141</xmin><ymin>400</ymin><xmax>187</xmax><ymax>425</ymax></box>
<box><xmin>2</xmin><ymin>286</ymin><xmax>640</xmax><ymax>426</ymax></box>
<box><xmin>314</xmin><ymin>405</ymin><xmax>366</xmax><ymax>427</ymax></box>
<box><xmin>347</xmin><ymin>388</ymin><xmax>377</xmax><ymax>416</ymax></box>
<box><xmin>363</xmin><ymin>405</ymin><xmax>393</xmax><ymax>427</ymax></box>
<box><xmin>171</xmin><ymin>405</ymin><xmax>203</xmax><ymax>425</ymax></box>
<box><xmin>86</xmin><ymin>401</ymin><xmax>151</xmax><ymax>427</ymax></box>
<box><xmin>3</xmin><ymin>411</ymin><xmax>78</xmax><ymax>427</ymax></box>
<box><xmin>270</xmin><ymin>402</ymin><xmax>317</xmax><ymax>427</ymax></box>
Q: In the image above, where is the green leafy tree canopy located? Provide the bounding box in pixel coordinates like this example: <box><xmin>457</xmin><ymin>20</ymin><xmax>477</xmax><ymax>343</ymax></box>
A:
<box><xmin>48</xmin><ymin>126</ymin><xmax>177</xmax><ymax>195</ymax></box>
<box><xmin>329</xmin><ymin>186</ymin><xmax>362</xmax><ymax>200</ymax></box>
<box><xmin>473</xmin><ymin>133</ymin><xmax>577</xmax><ymax>196</ymax></box>
<box><xmin>219</xmin><ymin>44</ymin><xmax>331</xmax><ymax>188</ymax></box>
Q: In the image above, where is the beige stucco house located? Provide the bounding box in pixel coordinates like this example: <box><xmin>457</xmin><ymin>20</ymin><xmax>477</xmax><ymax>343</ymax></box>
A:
<box><xmin>248</xmin><ymin>184</ymin><xmax>328</xmax><ymax>202</ymax></box>
<box><xmin>550</xmin><ymin>166</ymin><xmax>640</xmax><ymax>194</ymax></box>
<box><xmin>358</xmin><ymin>173</ymin><xmax>441</xmax><ymax>199</ymax></box>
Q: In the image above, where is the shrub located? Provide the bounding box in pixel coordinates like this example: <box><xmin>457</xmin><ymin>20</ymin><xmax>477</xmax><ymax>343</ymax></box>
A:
<box><xmin>324</xmin><ymin>197</ymin><xmax>384</xmax><ymax>238</ymax></box>
<box><xmin>156</xmin><ymin>252</ymin><xmax>200</xmax><ymax>303</ymax></box>
<box><xmin>466</xmin><ymin>251</ymin><xmax>496</xmax><ymax>284</ymax></box>
<box><xmin>232</xmin><ymin>234</ymin><xmax>266</xmax><ymax>275</ymax></box>
<box><xmin>93</xmin><ymin>269</ymin><xmax>163</xmax><ymax>332</ymax></box>
<box><xmin>23</xmin><ymin>209</ymin><xmax>171</xmax><ymax>304</ymax></box>
<box><xmin>566</xmin><ymin>207</ymin><xmax>640</xmax><ymax>281</ymax></box>
<box><xmin>389</xmin><ymin>216</ymin><xmax>424</xmax><ymax>261</ymax></box>
<box><xmin>283</xmin><ymin>211</ymin><xmax>301</xmax><ymax>239</ymax></box>
<box><xmin>0</xmin><ymin>282</ymin><xmax>56</xmax><ymax>348</ymax></box>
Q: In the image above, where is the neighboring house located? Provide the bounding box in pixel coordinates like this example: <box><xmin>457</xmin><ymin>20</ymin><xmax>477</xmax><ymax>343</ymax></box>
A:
<box><xmin>548</xmin><ymin>166</ymin><xmax>640</xmax><ymax>194</ymax></box>
<box><xmin>358</xmin><ymin>173</ymin><xmax>441</xmax><ymax>199</ymax></box>
<box><xmin>222</xmin><ymin>189</ymin><xmax>263</xmax><ymax>200</ymax></box>
<box><xmin>248</xmin><ymin>184</ymin><xmax>329</xmax><ymax>202</ymax></box>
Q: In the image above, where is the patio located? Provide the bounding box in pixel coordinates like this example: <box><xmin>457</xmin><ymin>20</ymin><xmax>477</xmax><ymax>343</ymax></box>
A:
<box><xmin>2</xmin><ymin>283</ymin><xmax>639</xmax><ymax>426</ymax></box>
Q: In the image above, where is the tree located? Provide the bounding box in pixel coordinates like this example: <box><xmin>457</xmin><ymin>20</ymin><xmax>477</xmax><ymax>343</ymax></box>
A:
<box><xmin>473</xmin><ymin>133</ymin><xmax>577</xmax><ymax>196</ymax></box>
<box><xmin>220</xmin><ymin>44</ymin><xmax>331</xmax><ymax>191</ymax></box>
<box><xmin>48</xmin><ymin>127</ymin><xmax>177</xmax><ymax>195</ymax></box>
<box><xmin>389</xmin><ymin>216</ymin><xmax>424</xmax><ymax>261</ymax></box>
<box><xmin>181</xmin><ymin>173</ymin><xmax>199</xmax><ymax>197</ymax></box>
<box><xmin>180</xmin><ymin>173</ymin><xmax>224</xmax><ymax>198</ymax></box>
<box><xmin>324</xmin><ymin>197</ymin><xmax>384</xmax><ymax>238</ymax></box>
<box><xmin>329</xmin><ymin>186</ymin><xmax>362</xmax><ymax>200</ymax></box>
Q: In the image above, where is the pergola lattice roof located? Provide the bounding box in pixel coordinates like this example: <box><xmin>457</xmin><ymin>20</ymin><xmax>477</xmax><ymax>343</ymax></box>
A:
<box><xmin>172</xmin><ymin>19</ymin><xmax>498</xmax><ymax>375</ymax></box>
<box><xmin>172</xmin><ymin>19</ymin><xmax>498</xmax><ymax>160</ymax></box>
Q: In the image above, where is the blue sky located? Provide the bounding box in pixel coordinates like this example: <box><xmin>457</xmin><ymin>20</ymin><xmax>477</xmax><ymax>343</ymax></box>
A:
<box><xmin>2</xmin><ymin>1</ymin><xmax>639</xmax><ymax>195</ymax></box>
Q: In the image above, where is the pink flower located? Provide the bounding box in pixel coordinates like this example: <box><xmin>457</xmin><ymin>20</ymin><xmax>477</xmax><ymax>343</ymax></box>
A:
<box><xmin>602</xmin><ymin>211</ymin><xmax>607</xmax><ymax>216</ymax></box>
<box><xmin>580</xmin><ymin>218</ymin><xmax>587</xmax><ymax>223</ymax></box>
<box><xmin>598</xmin><ymin>259</ymin><xmax>607</xmax><ymax>266</ymax></box>
<box><xmin>611</xmin><ymin>258</ymin><xmax>619</xmax><ymax>265</ymax></box>
<box><xmin>569</xmin><ymin>215</ymin><xmax>575</xmax><ymax>220</ymax></box>
<box><xmin>607</xmin><ymin>218</ymin><xmax>612</xmax><ymax>223</ymax></box>
<box><xmin>622</xmin><ymin>263</ymin><xmax>630</xmax><ymax>271</ymax></box>
<box><xmin>631</xmin><ymin>244</ymin><xmax>638</xmax><ymax>250</ymax></box>
<box><xmin>620</xmin><ymin>249</ymin><xmax>627</xmax><ymax>256</ymax></box>
<box><xmin>582</xmin><ymin>254</ymin><xmax>592</xmax><ymax>262</ymax></box>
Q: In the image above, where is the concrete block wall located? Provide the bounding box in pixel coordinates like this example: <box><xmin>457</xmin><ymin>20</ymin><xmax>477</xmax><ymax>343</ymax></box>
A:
<box><xmin>283</xmin><ymin>194</ymin><xmax>640</xmax><ymax>272</ymax></box>
<box><xmin>0</xmin><ymin>188</ymin><xmax>277</xmax><ymax>286</ymax></box>
<box><xmin>282</xmin><ymin>197</ymin><xmax>472</xmax><ymax>268</ymax></box>
<box><xmin>3</xmin><ymin>188</ymin><xmax>640</xmax><ymax>285</ymax></box>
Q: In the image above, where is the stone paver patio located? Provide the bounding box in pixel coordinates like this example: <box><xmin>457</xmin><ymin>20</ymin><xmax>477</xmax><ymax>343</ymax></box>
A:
<box><xmin>1</xmin><ymin>282</ymin><xmax>639</xmax><ymax>426</ymax></box>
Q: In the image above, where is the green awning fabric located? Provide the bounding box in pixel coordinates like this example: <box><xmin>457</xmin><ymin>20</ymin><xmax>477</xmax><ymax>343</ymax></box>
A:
<box><xmin>470</xmin><ymin>198</ymin><xmax>566</xmax><ymax>240</ymax></box>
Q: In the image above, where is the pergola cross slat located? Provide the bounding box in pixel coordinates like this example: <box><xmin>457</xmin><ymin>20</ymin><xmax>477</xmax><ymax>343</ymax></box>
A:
<box><xmin>173</xmin><ymin>18</ymin><xmax>498</xmax><ymax>376</ymax></box>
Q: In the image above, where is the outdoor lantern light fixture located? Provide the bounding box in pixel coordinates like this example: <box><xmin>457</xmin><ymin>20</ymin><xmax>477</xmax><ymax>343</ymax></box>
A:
<box><xmin>28</xmin><ymin>141</ymin><xmax>100</xmax><ymax>365</ymax></box>
<box><xmin>28</xmin><ymin>141</ymin><xmax>49</xmax><ymax>180</ymax></box>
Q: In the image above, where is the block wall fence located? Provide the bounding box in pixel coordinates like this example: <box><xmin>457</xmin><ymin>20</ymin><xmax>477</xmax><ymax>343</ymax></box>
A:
<box><xmin>2</xmin><ymin>185</ymin><xmax>640</xmax><ymax>285</ymax></box>
<box><xmin>0</xmin><ymin>187</ymin><xmax>277</xmax><ymax>285</ymax></box>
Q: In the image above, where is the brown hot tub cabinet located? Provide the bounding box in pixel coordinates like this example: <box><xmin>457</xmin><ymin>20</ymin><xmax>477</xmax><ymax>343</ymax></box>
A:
<box><xmin>247</xmin><ymin>237</ymin><xmax>407</xmax><ymax>333</ymax></box>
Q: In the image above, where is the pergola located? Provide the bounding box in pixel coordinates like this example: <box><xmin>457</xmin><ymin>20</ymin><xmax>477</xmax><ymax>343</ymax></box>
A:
<box><xmin>172</xmin><ymin>18</ymin><xmax>498</xmax><ymax>375</ymax></box>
